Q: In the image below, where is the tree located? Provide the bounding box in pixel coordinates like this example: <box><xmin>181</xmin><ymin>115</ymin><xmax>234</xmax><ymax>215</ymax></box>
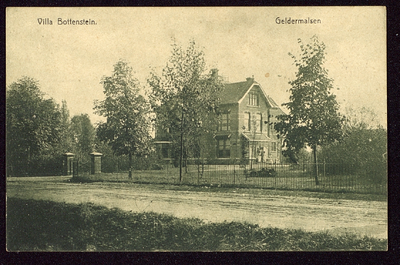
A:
<box><xmin>70</xmin><ymin>114</ymin><xmax>96</xmax><ymax>172</ymax></box>
<box><xmin>275</xmin><ymin>36</ymin><xmax>344</xmax><ymax>185</ymax></box>
<box><xmin>342</xmin><ymin>106</ymin><xmax>380</xmax><ymax>132</ymax></box>
<box><xmin>148</xmin><ymin>40</ymin><xmax>223</xmax><ymax>181</ymax></box>
<box><xmin>94</xmin><ymin>60</ymin><xmax>152</xmax><ymax>179</ymax></box>
<box><xmin>71</xmin><ymin>114</ymin><xmax>95</xmax><ymax>155</ymax></box>
<box><xmin>58</xmin><ymin>100</ymin><xmax>74</xmax><ymax>152</ymax></box>
<box><xmin>320</xmin><ymin>107</ymin><xmax>387</xmax><ymax>183</ymax></box>
<box><xmin>248</xmin><ymin>113</ymin><xmax>261</xmax><ymax>170</ymax></box>
<box><xmin>6</xmin><ymin>77</ymin><xmax>63</xmax><ymax>176</ymax></box>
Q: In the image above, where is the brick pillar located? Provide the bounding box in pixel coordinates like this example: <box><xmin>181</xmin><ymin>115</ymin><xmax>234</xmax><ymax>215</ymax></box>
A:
<box><xmin>90</xmin><ymin>152</ymin><xmax>102</xmax><ymax>174</ymax></box>
<box><xmin>63</xmin><ymin>153</ymin><xmax>75</xmax><ymax>175</ymax></box>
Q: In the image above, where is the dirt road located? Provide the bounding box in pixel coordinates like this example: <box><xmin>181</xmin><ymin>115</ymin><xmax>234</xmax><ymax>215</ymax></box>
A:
<box><xmin>7</xmin><ymin>176</ymin><xmax>387</xmax><ymax>239</ymax></box>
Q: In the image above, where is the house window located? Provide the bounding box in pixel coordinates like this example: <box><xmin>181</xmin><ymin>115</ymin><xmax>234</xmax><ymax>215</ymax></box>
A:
<box><xmin>271</xmin><ymin>142</ymin><xmax>277</xmax><ymax>152</ymax></box>
<box><xmin>217</xmin><ymin>138</ymin><xmax>230</xmax><ymax>158</ymax></box>
<box><xmin>218</xmin><ymin>113</ymin><xmax>230</xmax><ymax>131</ymax></box>
<box><xmin>248</xmin><ymin>92</ymin><xmax>259</xmax><ymax>106</ymax></box>
<box><xmin>244</xmin><ymin>112</ymin><xmax>251</xmax><ymax>131</ymax></box>
<box><xmin>161</xmin><ymin>144</ymin><xmax>169</xmax><ymax>158</ymax></box>
<box><xmin>255</xmin><ymin>113</ymin><xmax>262</xmax><ymax>132</ymax></box>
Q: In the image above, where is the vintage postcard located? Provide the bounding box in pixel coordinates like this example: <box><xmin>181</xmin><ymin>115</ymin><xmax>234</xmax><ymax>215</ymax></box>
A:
<box><xmin>6</xmin><ymin>7</ymin><xmax>387</xmax><ymax>251</ymax></box>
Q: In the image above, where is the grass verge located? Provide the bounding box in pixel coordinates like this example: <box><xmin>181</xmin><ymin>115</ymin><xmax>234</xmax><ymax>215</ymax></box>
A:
<box><xmin>7</xmin><ymin>198</ymin><xmax>387</xmax><ymax>251</ymax></box>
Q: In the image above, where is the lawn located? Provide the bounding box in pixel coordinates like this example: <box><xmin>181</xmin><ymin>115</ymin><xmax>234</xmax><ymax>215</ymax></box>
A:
<box><xmin>7</xmin><ymin>198</ymin><xmax>387</xmax><ymax>251</ymax></box>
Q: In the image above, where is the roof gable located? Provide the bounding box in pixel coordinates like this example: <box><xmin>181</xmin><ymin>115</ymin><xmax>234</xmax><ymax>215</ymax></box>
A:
<box><xmin>218</xmin><ymin>79</ymin><xmax>253</xmax><ymax>105</ymax></box>
<box><xmin>219</xmin><ymin>78</ymin><xmax>280</xmax><ymax>108</ymax></box>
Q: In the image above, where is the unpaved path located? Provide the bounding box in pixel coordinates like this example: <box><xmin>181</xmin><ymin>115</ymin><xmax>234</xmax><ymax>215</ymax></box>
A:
<box><xmin>7</xmin><ymin>176</ymin><xmax>387</xmax><ymax>239</ymax></box>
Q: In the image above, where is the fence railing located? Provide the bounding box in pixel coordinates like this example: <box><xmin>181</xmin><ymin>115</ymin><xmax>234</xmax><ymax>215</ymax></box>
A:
<box><xmin>124</xmin><ymin>161</ymin><xmax>387</xmax><ymax>195</ymax></box>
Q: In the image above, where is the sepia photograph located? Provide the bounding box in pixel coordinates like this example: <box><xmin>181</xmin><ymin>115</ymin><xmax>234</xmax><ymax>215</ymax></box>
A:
<box><xmin>6</xmin><ymin>7</ymin><xmax>387</xmax><ymax>251</ymax></box>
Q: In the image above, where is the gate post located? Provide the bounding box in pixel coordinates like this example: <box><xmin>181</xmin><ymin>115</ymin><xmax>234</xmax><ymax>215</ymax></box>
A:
<box><xmin>72</xmin><ymin>160</ymin><xmax>79</xmax><ymax>178</ymax></box>
<box><xmin>63</xmin><ymin>153</ymin><xmax>75</xmax><ymax>175</ymax></box>
<box><xmin>90</xmin><ymin>152</ymin><xmax>103</xmax><ymax>174</ymax></box>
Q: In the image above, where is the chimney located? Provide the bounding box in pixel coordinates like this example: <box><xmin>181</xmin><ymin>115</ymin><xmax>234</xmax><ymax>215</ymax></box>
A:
<box><xmin>211</xmin><ymin>69</ymin><xmax>218</xmax><ymax>78</ymax></box>
<box><xmin>246</xmin><ymin>76</ymin><xmax>254</xmax><ymax>82</ymax></box>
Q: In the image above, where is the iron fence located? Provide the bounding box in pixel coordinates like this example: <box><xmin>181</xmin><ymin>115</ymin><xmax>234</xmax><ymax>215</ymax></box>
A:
<box><xmin>127</xmin><ymin>161</ymin><xmax>387</xmax><ymax>195</ymax></box>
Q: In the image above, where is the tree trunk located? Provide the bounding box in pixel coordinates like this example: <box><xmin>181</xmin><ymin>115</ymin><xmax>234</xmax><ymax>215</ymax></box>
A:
<box><xmin>117</xmin><ymin>154</ymin><xmax>119</xmax><ymax>173</ymax></box>
<box><xmin>179</xmin><ymin>130</ymin><xmax>183</xmax><ymax>182</ymax></box>
<box><xmin>313</xmin><ymin>145</ymin><xmax>319</xmax><ymax>185</ymax></box>
<box><xmin>128</xmin><ymin>152</ymin><xmax>132</xmax><ymax>179</ymax></box>
<box><xmin>184</xmin><ymin>146</ymin><xmax>188</xmax><ymax>174</ymax></box>
<box><xmin>179</xmin><ymin>109</ymin><xmax>184</xmax><ymax>182</ymax></box>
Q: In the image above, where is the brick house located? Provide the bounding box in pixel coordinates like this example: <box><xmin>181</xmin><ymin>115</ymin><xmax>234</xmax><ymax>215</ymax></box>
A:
<box><xmin>154</xmin><ymin>76</ymin><xmax>285</xmax><ymax>164</ymax></box>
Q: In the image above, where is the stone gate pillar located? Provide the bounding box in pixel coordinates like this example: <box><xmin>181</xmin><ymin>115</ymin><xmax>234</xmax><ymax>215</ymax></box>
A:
<box><xmin>90</xmin><ymin>152</ymin><xmax>102</xmax><ymax>174</ymax></box>
<box><xmin>63</xmin><ymin>153</ymin><xmax>75</xmax><ymax>175</ymax></box>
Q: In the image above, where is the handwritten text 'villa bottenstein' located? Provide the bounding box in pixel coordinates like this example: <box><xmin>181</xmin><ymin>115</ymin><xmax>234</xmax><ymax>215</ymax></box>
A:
<box><xmin>37</xmin><ymin>18</ymin><xmax>97</xmax><ymax>25</ymax></box>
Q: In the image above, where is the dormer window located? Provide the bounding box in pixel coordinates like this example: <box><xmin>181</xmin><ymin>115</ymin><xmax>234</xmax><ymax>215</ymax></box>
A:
<box><xmin>248</xmin><ymin>92</ymin><xmax>259</xmax><ymax>106</ymax></box>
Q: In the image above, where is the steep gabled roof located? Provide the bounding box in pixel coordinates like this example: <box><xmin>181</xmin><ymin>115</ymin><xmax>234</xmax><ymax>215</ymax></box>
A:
<box><xmin>219</xmin><ymin>79</ymin><xmax>253</xmax><ymax>105</ymax></box>
<box><xmin>265</xmin><ymin>95</ymin><xmax>280</xmax><ymax>109</ymax></box>
<box><xmin>270</xmin><ymin>107</ymin><xmax>286</xmax><ymax>116</ymax></box>
<box><xmin>219</xmin><ymin>78</ymin><xmax>280</xmax><ymax>109</ymax></box>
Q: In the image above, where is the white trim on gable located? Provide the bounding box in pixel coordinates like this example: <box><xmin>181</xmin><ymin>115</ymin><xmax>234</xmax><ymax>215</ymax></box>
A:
<box><xmin>237</xmin><ymin>82</ymin><xmax>276</xmax><ymax>108</ymax></box>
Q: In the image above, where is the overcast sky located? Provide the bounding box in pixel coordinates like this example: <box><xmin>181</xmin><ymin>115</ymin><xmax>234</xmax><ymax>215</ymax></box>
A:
<box><xmin>6</xmin><ymin>7</ymin><xmax>386</xmax><ymax>127</ymax></box>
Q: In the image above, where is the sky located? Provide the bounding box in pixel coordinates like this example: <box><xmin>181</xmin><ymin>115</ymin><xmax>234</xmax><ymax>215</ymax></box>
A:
<box><xmin>6</xmin><ymin>7</ymin><xmax>386</xmax><ymax>127</ymax></box>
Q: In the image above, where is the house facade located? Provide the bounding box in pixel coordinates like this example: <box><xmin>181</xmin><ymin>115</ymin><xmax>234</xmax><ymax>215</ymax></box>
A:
<box><xmin>213</xmin><ymin>77</ymin><xmax>285</xmax><ymax>163</ymax></box>
<box><xmin>154</xmin><ymin>77</ymin><xmax>285</xmax><ymax>164</ymax></box>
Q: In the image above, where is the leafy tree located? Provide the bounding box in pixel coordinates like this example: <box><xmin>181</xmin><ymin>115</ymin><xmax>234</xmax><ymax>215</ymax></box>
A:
<box><xmin>342</xmin><ymin>106</ymin><xmax>380</xmax><ymax>131</ymax></box>
<box><xmin>6</xmin><ymin>77</ymin><xmax>63</xmax><ymax>176</ymax></box>
<box><xmin>94</xmin><ymin>140</ymin><xmax>126</xmax><ymax>173</ymax></box>
<box><xmin>248</xmin><ymin>113</ymin><xmax>261</xmax><ymax>170</ymax></box>
<box><xmin>58</xmin><ymin>100</ymin><xmax>74</xmax><ymax>152</ymax></box>
<box><xmin>71</xmin><ymin>114</ymin><xmax>95</xmax><ymax>155</ymax></box>
<box><xmin>320</xmin><ymin>107</ymin><xmax>387</xmax><ymax>183</ymax></box>
<box><xmin>275</xmin><ymin>36</ymin><xmax>344</xmax><ymax>185</ymax></box>
<box><xmin>148</xmin><ymin>40</ymin><xmax>223</xmax><ymax>181</ymax></box>
<box><xmin>94</xmin><ymin>60</ymin><xmax>152</xmax><ymax>179</ymax></box>
<box><xmin>70</xmin><ymin>114</ymin><xmax>96</xmax><ymax>173</ymax></box>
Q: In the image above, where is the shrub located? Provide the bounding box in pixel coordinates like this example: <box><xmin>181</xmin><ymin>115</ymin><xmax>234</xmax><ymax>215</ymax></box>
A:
<box><xmin>320</xmin><ymin>128</ymin><xmax>387</xmax><ymax>183</ymax></box>
<box><xmin>28</xmin><ymin>154</ymin><xmax>63</xmax><ymax>176</ymax></box>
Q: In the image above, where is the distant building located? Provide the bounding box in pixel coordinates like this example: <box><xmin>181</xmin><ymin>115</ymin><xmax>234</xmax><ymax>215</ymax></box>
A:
<box><xmin>154</xmin><ymin>76</ymin><xmax>285</xmax><ymax>164</ymax></box>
